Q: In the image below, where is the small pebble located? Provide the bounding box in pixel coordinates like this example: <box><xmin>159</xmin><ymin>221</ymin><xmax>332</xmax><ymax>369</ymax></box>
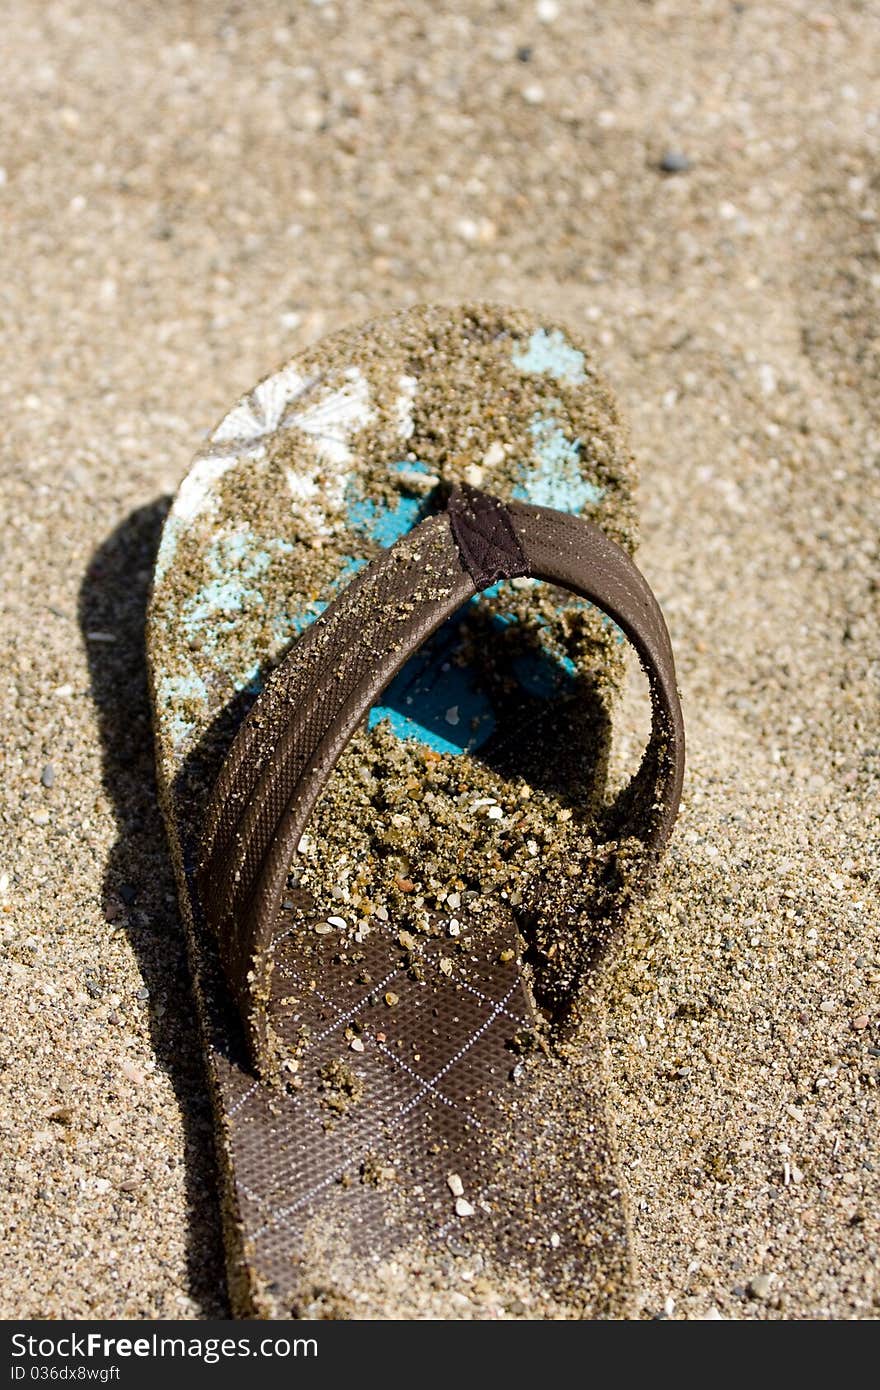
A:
<box><xmin>747</xmin><ymin>1274</ymin><xmax>772</xmax><ymax>1300</ymax></box>
<box><xmin>455</xmin><ymin>1197</ymin><xmax>475</xmax><ymax>1218</ymax></box>
<box><xmin>659</xmin><ymin>149</ymin><xmax>691</xmax><ymax>174</ymax></box>
<box><xmin>384</xmin><ymin>991</ymin><xmax>399</xmax><ymax>1007</ymax></box>
<box><xmin>314</xmin><ymin>922</ymin><xmax>333</xmax><ymax>934</ymax></box>
<box><xmin>349</xmin><ymin>1037</ymin><xmax>365</xmax><ymax>1053</ymax></box>
<box><xmin>851</xmin><ymin>1014</ymin><xmax>870</xmax><ymax>1030</ymax></box>
<box><xmin>327</xmin><ymin>915</ymin><xmax>347</xmax><ymax>929</ymax></box>
<box><xmin>447</xmin><ymin>1172</ymin><xmax>464</xmax><ymax>1196</ymax></box>
<box><xmin>40</xmin><ymin>764</ymin><xmax>55</xmax><ymax>788</ymax></box>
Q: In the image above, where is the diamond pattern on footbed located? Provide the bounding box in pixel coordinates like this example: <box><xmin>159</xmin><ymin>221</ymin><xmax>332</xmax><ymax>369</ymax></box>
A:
<box><xmin>217</xmin><ymin>903</ymin><xmax>534</xmax><ymax>1266</ymax></box>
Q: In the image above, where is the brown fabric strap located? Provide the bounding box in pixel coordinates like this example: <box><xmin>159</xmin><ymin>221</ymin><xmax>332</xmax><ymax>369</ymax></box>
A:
<box><xmin>448</xmin><ymin>481</ymin><xmax>528</xmax><ymax>587</ymax></box>
<box><xmin>198</xmin><ymin>491</ymin><xmax>685</xmax><ymax>1068</ymax></box>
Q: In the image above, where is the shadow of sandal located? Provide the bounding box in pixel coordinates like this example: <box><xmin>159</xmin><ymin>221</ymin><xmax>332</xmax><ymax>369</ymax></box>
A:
<box><xmin>78</xmin><ymin>498</ymin><xmax>227</xmax><ymax>1317</ymax></box>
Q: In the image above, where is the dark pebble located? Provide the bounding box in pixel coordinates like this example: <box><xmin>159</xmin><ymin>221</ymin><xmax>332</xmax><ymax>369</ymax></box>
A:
<box><xmin>659</xmin><ymin>149</ymin><xmax>691</xmax><ymax>174</ymax></box>
<box><xmin>119</xmin><ymin>883</ymin><xmax>137</xmax><ymax>905</ymax></box>
<box><xmin>41</xmin><ymin>764</ymin><xmax>55</xmax><ymax>788</ymax></box>
<box><xmin>516</xmin><ymin>45</ymin><xmax>533</xmax><ymax>62</ymax></box>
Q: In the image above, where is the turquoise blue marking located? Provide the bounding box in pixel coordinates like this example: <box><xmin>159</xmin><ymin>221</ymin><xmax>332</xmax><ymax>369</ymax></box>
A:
<box><xmin>182</xmin><ymin>576</ymin><xmax>256</xmax><ymax>632</ymax></box>
<box><xmin>600</xmin><ymin>612</ymin><xmax>626</xmax><ymax>645</ymax></box>
<box><xmin>204</xmin><ymin>529</ymin><xmax>294</xmax><ymax>581</ymax></box>
<box><xmin>185</xmin><ymin>530</ymin><xmax>296</xmax><ymax>642</ymax></box>
<box><xmin>347</xmin><ymin>492</ymin><xmax>423</xmax><ymax>547</ymax></box>
<box><xmin>368</xmin><ymin>589</ymin><xmax>582</xmax><ymax>755</ymax></box>
<box><xmin>181</xmin><ymin>528</ymin><xmax>296</xmax><ymax>693</ymax></box>
<box><xmin>512</xmin><ymin>648</ymin><xmax>576</xmax><ymax>700</ymax></box>
<box><xmin>512</xmin><ymin>328</ymin><xmax>586</xmax><ymax>385</ymax></box>
<box><xmin>368</xmin><ymin>615</ymin><xmax>496</xmax><ymax>755</ymax></box>
<box><xmin>335</xmin><ymin>554</ymin><xmax>368</xmax><ymax>585</ymax></box>
<box><xmin>346</xmin><ymin>462</ymin><xmax>438</xmax><ymax>548</ymax></box>
<box><xmin>159</xmin><ymin>670</ymin><xmax>208</xmax><ymax>703</ymax></box>
<box><xmin>390</xmin><ymin>459</ymin><xmax>433</xmax><ymax>478</ymax></box>
<box><xmin>512</xmin><ymin>410</ymin><xmax>604</xmax><ymax>514</ymax></box>
<box><xmin>486</xmin><ymin>603</ymin><xmax>577</xmax><ymax>701</ymax></box>
<box><xmin>236</xmin><ymin>460</ymin><xmax>603</xmax><ymax>757</ymax></box>
<box><xmin>268</xmin><ymin>555</ymin><xmax>368</xmax><ymax>651</ymax></box>
<box><xmin>157</xmin><ymin>669</ymin><xmax>208</xmax><ymax>747</ymax></box>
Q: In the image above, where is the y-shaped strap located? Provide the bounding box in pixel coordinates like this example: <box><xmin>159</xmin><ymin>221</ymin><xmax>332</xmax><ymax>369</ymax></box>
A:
<box><xmin>198</xmin><ymin>486</ymin><xmax>685</xmax><ymax>1069</ymax></box>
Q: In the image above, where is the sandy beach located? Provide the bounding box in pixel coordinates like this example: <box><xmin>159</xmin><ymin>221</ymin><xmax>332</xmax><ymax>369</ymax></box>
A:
<box><xmin>1</xmin><ymin>0</ymin><xmax>878</xmax><ymax>1319</ymax></box>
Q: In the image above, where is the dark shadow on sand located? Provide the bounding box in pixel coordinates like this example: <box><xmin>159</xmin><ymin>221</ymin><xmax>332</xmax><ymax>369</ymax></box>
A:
<box><xmin>79</xmin><ymin>499</ymin><xmax>228</xmax><ymax>1318</ymax></box>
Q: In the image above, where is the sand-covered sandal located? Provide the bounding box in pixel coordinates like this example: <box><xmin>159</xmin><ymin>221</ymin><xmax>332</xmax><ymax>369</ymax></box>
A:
<box><xmin>148</xmin><ymin>304</ymin><xmax>684</xmax><ymax>1319</ymax></box>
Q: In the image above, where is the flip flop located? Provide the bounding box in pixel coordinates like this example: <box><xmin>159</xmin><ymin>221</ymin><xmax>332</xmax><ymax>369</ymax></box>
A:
<box><xmin>148</xmin><ymin>303</ymin><xmax>684</xmax><ymax>1320</ymax></box>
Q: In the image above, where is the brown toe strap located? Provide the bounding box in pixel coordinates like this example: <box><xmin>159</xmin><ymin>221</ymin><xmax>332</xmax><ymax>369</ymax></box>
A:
<box><xmin>198</xmin><ymin>487</ymin><xmax>685</xmax><ymax>1072</ymax></box>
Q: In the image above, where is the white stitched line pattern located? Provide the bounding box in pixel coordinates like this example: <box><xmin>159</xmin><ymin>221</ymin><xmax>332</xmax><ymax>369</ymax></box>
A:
<box><xmin>372</xmin><ymin>1038</ymin><xmax>483</xmax><ymax>1132</ymax></box>
<box><xmin>395</xmin><ymin>982</ymin><xmax>518</xmax><ymax>1122</ymax></box>
<box><xmin>248</xmin><ymin>979</ymin><xmax>518</xmax><ymax>1242</ymax></box>
<box><xmin>456</xmin><ymin>973</ymin><xmax>527</xmax><ymax>1025</ymax></box>
<box><xmin>229</xmin><ymin>966</ymin><xmax>400</xmax><ymax>1118</ymax></box>
<box><xmin>228</xmin><ymin>1079</ymin><xmax>260</xmax><ymax>1118</ymax></box>
<box><xmin>279</xmin><ymin>964</ymin><xmax>404</xmax><ymax>1045</ymax></box>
